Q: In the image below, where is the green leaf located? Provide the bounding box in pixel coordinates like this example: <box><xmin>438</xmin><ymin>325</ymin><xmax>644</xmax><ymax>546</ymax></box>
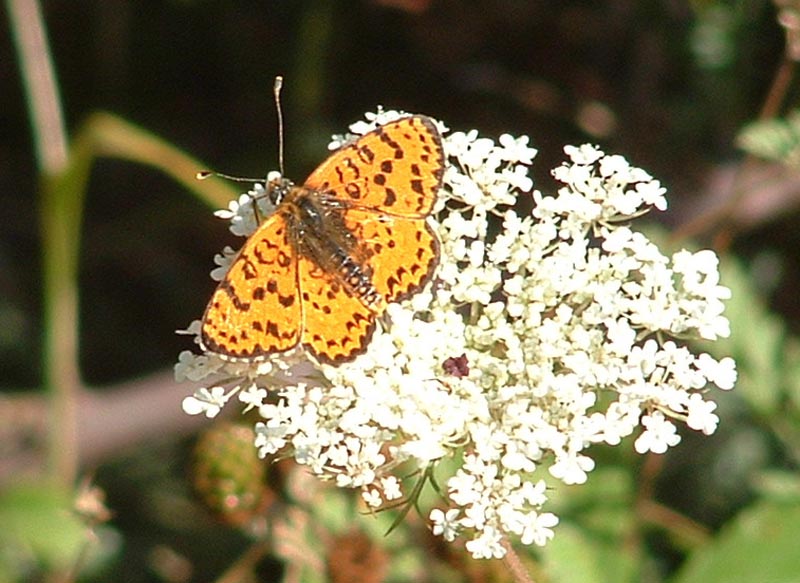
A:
<box><xmin>737</xmin><ymin>110</ymin><xmax>800</xmax><ymax>168</ymax></box>
<box><xmin>542</xmin><ymin>468</ymin><xmax>638</xmax><ymax>583</ymax></box>
<box><xmin>782</xmin><ymin>337</ymin><xmax>800</xmax><ymax>411</ymax></box>
<box><xmin>0</xmin><ymin>483</ymin><xmax>87</xmax><ymax>575</ymax></box>
<box><xmin>717</xmin><ymin>256</ymin><xmax>784</xmax><ymax>415</ymax></box>
<box><xmin>752</xmin><ymin>470</ymin><xmax>800</xmax><ymax>503</ymax></box>
<box><xmin>540</xmin><ymin>521</ymin><xmax>638</xmax><ymax>583</ymax></box>
<box><xmin>672</xmin><ymin>501</ymin><xmax>800</xmax><ymax>583</ymax></box>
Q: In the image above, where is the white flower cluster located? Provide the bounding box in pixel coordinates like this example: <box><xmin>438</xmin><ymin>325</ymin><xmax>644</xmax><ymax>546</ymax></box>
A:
<box><xmin>177</xmin><ymin>112</ymin><xmax>736</xmax><ymax>559</ymax></box>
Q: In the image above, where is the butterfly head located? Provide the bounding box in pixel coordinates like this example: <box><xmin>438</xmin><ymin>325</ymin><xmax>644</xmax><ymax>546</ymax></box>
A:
<box><xmin>265</xmin><ymin>171</ymin><xmax>295</xmax><ymax>206</ymax></box>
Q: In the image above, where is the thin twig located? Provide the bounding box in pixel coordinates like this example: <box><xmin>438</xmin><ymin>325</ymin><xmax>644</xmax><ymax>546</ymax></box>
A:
<box><xmin>501</xmin><ymin>539</ymin><xmax>535</xmax><ymax>583</ymax></box>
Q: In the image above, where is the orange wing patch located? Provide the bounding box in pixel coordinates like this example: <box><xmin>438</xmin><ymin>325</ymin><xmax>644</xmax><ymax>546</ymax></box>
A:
<box><xmin>296</xmin><ymin>254</ymin><xmax>376</xmax><ymax>364</ymax></box>
<box><xmin>343</xmin><ymin>209</ymin><xmax>439</xmax><ymax>303</ymax></box>
<box><xmin>305</xmin><ymin>115</ymin><xmax>443</xmax><ymax>216</ymax></box>
<box><xmin>201</xmin><ymin>212</ymin><xmax>301</xmax><ymax>359</ymax></box>
<box><xmin>200</xmin><ymin>115</ymin><xmax>444</xmax><ymax>364</ymax></box>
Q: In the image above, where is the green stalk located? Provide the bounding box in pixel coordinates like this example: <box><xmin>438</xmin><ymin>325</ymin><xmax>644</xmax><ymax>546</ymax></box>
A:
<box><xmin>7</xmin><ymin>0</ymin><xmax>80</xmax><ymax>486</ymax></box>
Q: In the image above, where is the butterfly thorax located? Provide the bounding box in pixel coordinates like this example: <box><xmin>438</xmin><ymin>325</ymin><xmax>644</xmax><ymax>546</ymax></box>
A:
<box><xmin>281</xmin><ymin>186</ymin><xmax>383</xmax><ymax>309</ymax></box>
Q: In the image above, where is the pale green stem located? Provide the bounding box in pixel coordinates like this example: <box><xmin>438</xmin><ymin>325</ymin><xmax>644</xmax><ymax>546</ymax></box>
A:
<box><xmin>7</xmin><ymin>0</ymin><xmax>81</xmax><ymax>486</ymax></box>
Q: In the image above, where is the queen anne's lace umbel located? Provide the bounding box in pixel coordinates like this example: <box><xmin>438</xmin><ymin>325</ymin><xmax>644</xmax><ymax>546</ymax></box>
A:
<box><xmin>178</xmin><ymin>111</ymin><xmax>736</xmax><ymax>559</ymax></box>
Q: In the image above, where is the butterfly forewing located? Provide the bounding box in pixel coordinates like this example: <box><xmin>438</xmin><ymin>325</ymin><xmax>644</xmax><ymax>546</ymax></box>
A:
<box><xmin>304</xmin><ymin>116</ymin><xmax>444</xmax><ymax>217</ymax></box>
<box><xmin>200</xmin><ymin>212</ymin><xmax>301</xmax><ymax>359</ymax></box>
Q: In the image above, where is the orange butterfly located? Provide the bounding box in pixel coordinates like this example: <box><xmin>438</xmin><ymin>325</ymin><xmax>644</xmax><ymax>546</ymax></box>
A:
<box><xmin>200</xmin><ymin>116</ymin><xmax>444</xmax><ymax>364</ymax></box>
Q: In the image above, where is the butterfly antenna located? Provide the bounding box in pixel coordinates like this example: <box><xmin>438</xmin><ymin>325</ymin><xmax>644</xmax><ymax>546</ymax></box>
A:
<box><xmin>195</xmin><ymin>171</ymin><xmax>262</xmax><ymax>183</ymax></box>
<box><xmin>274</xmin><ymin>75</ymin><xmax>285</xmax><ymax>176</ymax></box>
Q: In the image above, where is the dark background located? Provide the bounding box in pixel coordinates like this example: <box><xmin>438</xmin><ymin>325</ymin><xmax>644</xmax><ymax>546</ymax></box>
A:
<box><xmin>2</xmin><ymin>2</ymin><xmax>797</xmax><ymax>582</ymax></box>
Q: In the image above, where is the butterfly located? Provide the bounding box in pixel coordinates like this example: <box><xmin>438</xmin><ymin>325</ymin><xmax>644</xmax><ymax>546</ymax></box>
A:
<box><xmin>200</xmin><ymin>115</ymin><xmax>444</xmax><ymax>364</ymax></box>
